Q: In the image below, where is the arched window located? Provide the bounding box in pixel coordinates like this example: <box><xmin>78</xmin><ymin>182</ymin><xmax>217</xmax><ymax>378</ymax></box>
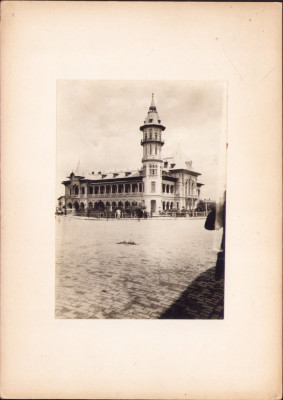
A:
<box><xmin>74</xmin><ymin>186</ymin><xmax>79</xmax><ymax>195</ymax></box>
<box><xmin>112</xmin><ymin>201</ymin><xmax>117</xmax><ymax>210</ymax></box>
<box><xmin>88</xmin><ymin>202</ymin><xmax>93</xmax><ymax>209</ymax></box>
<box><xmin>67</xmin><ymin>202</ymin><xmax>72</xmax><ymax>209</ymax></box>
<box><xmin>97</xmin><ymin>201</ymin><xmax>105</xmax><ymax>211</ymax></box>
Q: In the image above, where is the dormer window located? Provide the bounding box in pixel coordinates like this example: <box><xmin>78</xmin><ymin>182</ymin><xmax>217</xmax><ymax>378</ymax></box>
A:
<box><xmin>170</xmin><ymin>163</ymin><xmax>176</xmax><ymax>168</ymax></box>
<box><xmin>164</xmin><ymin>161</ymin><xmax>168</xmax><ymax>168</ymax></box>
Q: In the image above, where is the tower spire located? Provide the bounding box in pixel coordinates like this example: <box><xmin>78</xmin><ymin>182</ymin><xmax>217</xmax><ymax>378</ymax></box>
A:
<box><xmin>150</xmin><ymin>93</ymin><xmax>156</xmax><ymax>110</ymax></box>
<box><xmin>140</xmin><ymin>94</ymin><xmax>166</xmax><ymax>131</ymax></box>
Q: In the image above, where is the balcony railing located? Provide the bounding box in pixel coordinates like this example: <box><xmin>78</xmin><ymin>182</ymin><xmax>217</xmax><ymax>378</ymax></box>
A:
<box><xmin>86</xmin><ymin>192</ymin><xmax>143</xmax><ymax>198</ymax></box>
<box><xmin>140</xmin><ymin>138</ymin><xmax>165</xmax><ymax>145</ymax></box>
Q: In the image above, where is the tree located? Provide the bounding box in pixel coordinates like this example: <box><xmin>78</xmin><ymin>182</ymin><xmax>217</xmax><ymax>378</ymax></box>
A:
<box><xmin>196</xmin><ymin>200</ymin><xmax>206</xmax><ymax>212</ymax></box>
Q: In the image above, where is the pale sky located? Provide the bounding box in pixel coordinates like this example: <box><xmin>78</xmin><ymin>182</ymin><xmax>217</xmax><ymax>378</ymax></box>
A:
<box><xmin>56</xmin><ymin>80</ymin><xmax>227</xmax><ymax>200</ymax></box>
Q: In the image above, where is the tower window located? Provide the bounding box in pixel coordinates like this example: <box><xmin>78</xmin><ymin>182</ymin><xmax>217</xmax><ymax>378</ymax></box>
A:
<box><xmin>149</xmin><ymin>119</ymin><xmax>153</xmax><ymax>123</ymax></box>
<box><xmin>82</xmin><ymin>187</ymin><xmax>85</xmax><ymax>195</ymax></box>
<box><xmin>151</xmin><ymin>182</ymin><xmax>156</xmax><ymax>193</ymax></box>
<box><xmin>150</xmin><ymin>144</ymin><xmax>152</xmax><ymax>155</ymax></box>
<box><xmin>149</xmin><ymin>164</ymin><xmax>157</xmax><ymax>175</ymax></box>
<box><xmin>155</xmin><ymin>145</ymin><xmax>157</xmax><ymax>155</ymax></box>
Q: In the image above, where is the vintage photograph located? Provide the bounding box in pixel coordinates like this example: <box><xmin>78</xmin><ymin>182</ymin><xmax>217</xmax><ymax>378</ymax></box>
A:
<box><xmin>56</xmin><ymin>80</ymin><xmax>227</xmax><ymax>319</ymax></box>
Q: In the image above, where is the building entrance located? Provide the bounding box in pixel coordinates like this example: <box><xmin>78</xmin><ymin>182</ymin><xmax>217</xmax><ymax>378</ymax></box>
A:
<box><xmin>150</xmin><ymin>200</ymin><xmax>156</xmax><ymax>213</ymax></box>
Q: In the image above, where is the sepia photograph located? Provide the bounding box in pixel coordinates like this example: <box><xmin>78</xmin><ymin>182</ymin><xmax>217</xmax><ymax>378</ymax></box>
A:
<box><xmin>1</xmin><ymin>1</ymin><xmax>281</xmax><ymax>398</ymax></box>
<box><xmin>56</xmin><ymin>80</ymin><xmax>227</xmax><ymax>319</ymax></box>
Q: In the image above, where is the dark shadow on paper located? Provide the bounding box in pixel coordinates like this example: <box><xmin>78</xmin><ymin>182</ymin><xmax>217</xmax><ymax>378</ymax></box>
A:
<box><xmin>159</xmin><ymin>266</ymin><xmax>224</xmax><ymax>319</ymax></box>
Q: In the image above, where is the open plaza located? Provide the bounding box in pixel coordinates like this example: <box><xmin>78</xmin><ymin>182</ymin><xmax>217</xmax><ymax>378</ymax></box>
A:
<box><xmin>55</xmin><ymin>217</ymin><xmax>224</xmax><ymax>319</ymax></box>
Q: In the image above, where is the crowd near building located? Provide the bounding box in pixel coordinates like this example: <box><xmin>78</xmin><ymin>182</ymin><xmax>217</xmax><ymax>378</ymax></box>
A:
<box><xmin>59</xmin><ymin>95</ymin><xmax>204</xmax><ymax>217</ymax></box>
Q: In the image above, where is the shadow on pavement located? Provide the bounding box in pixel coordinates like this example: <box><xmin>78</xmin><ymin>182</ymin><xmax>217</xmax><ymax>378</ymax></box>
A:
<box><xmin>159</xmin><ymin>266</ymin><xmax>224</xmax><ymax>319</ymax></box>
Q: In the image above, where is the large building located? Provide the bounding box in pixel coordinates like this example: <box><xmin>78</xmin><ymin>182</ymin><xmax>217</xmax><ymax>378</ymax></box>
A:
<box><xmin>62</xmin><ymin>95</ymin><xmax>203</xmax><ymax>216</ymax></box>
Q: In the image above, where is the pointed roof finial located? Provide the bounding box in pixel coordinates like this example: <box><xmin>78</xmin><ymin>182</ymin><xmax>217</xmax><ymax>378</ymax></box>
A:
<box><xmin>74</xmin><ymin>160</ymin><xmax>81</xmax><ymax>175</ymax></box>
<box><xmin>150</xmin><ymin>93</ymin><xmax>156</xmax><ymax>110</ymax></box>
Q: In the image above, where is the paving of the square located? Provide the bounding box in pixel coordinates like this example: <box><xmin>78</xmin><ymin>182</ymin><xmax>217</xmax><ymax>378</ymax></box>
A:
<box><xmin>55</xmin><ymin>217</ymin><xmax>224</xmax><ymax>319</ymax></box>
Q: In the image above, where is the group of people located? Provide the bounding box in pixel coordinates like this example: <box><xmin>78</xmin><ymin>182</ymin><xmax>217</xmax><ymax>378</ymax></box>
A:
<box><xmin>115</xmin><ymin>208</ymin><xmax>149</xmax><ymax>219</ymax></box>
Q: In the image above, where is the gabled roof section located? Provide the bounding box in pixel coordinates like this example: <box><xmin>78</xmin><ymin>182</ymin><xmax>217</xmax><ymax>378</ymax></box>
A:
<box><xmin>62</xmin><ymin>169</ymin><xmax>144</xmax><ymax>185</ymax></box>
<box><xmin>163</xmin><ymin>152</ymin><xmax>201</xmax><ymax>176</ymax></box>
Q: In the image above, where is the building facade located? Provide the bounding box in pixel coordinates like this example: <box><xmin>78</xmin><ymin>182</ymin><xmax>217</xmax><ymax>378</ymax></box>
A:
<box><xmin>62</xmin><ymin>95</ymin><xmax>203</xmax><ymax>216</ymax></box>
